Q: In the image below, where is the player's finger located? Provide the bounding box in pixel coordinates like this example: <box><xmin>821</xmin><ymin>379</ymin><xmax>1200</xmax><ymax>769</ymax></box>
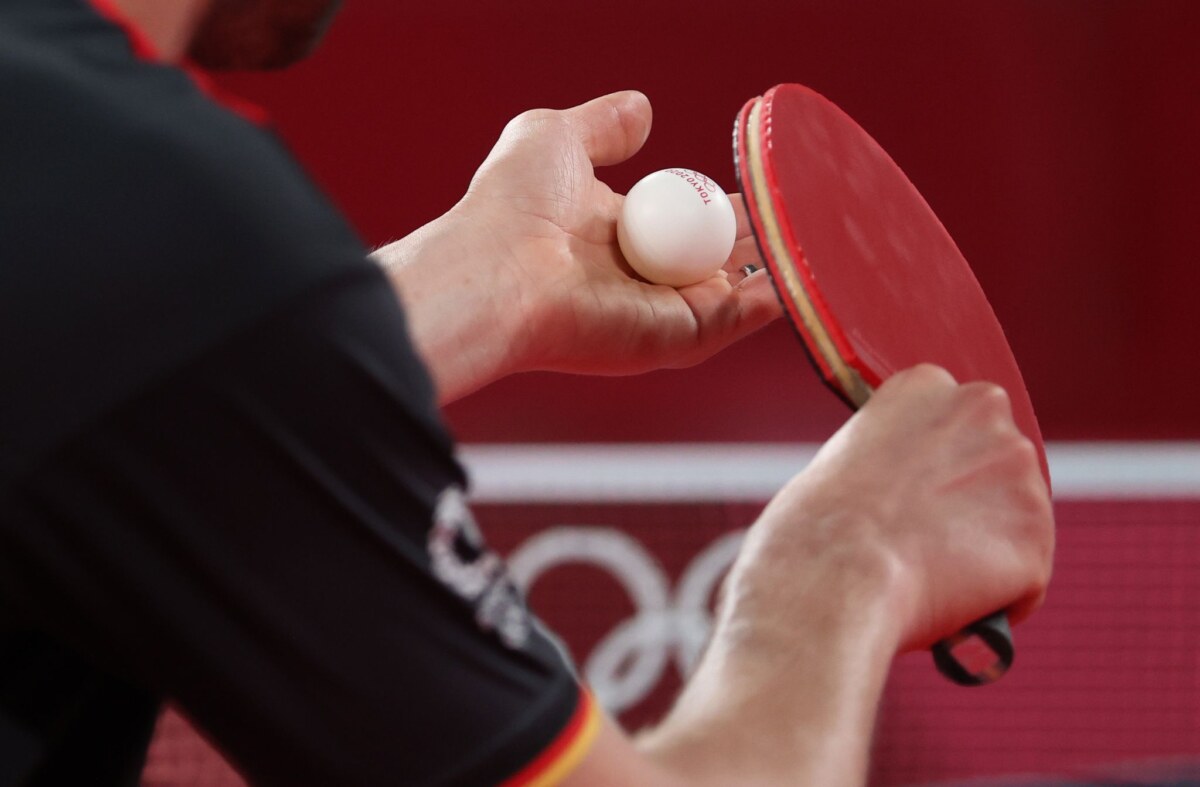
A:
<box><xmin>880</xmin><ymin>363</ymin><xmax>959</xmax><ymax>398</ymax></box>
<box><xmin>723</xmin><ymin>196</ymin><xmax>762</xmax><ymax>283</ymax></box>
<box><xmin>672</xmin><ymin>269</ymin><xmax>782</xmax><ymax>360</ymax></box>
<box><xmin>564</xmin><ymin>90</ymin><xmax>653</xmax><ymax>167</ymax></box>
<box><xmin>1006</xmin><ymin>577</ymin><xmax>1050</xmax><ymax>628</ymax></box>
<box><xmin>723</xmin><ymin>235</ymin><xmax>765</xmax><ymax>282</ymax></box>
<box><xmin>729</xmin><ymin>193</ymin><xmax>753</xmax><ymax>240</ymax></box>
<box><xmin>732</xmin><ymin>265</ymin><xmax>784</xmax><ymax>321</ymax></box>
<box><xmin>866</xmin><ymin>364</ymin><xmax>962</xmax><ymax>422</ymax></box>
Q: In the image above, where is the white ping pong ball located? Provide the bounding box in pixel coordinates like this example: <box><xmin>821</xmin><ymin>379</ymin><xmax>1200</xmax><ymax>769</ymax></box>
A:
<box><xmin>617</xmin><ymin>168</ymin><xmax>737</xmax><ymax>287</ymax></box>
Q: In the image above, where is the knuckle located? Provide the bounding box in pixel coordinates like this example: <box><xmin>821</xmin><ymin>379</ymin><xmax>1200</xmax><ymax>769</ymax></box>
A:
<box><xmin>1001</xmin><ymin>438</ymin><xmax>1050</xmax><ymax>508</ymax></box>
<box><xmin>887</xmin><ymin>363</ymin><xmax>955</xmax><ymax>395</ymax></box>
<box><xmin>959</xmin><ymin>381</ymin><xmax>1013</xmax><ymax>419</ymax></box>
<box><xmin>907</xmin><ymin>363</ymin><xmax>956</xmax><ymax>387</ymax></box>
<box><xmin>513</xmin><ymin>107</ymin><xmax>555</xmax><ymax>125</ymax></box>
<box><xmin>1026</xmin><ymin>545</ymin><xmax>1054</xmax><ymax>605</ymax></box>
<box><xmin>615</xmin><ymin>103</ymin><xmax>641</xmax><ymax>146</ymax></box>
<box><xmin>1011</xmin><ymin>433</ymin><xmax>1041</xmax><ymax>469</ymax></box>
<box><xmin>952</xmin><ymin>383</ymin><xmax>1026</xmax><ymax>444</ymax></box>
<box><xmin>1037</xmin><ymin>542</ymin><xmax>1055</xmax><ymax>586</ymax></box>
<box><xmin>504</xmin><ymin>108</ymin><xmax>562</xmax><ymax>139</ymax></box>
<box><xmin>1023</xmin><ymin>576</ymin><xmax>1051</xmax><ymax>619</ymax></box>
<box><xmin>996</xmin><ymin>429</ymin><xmax>1038</xmax><ymax>468</ymax></box>
<box><xmin>1017</xmin><ymin>480</ymin><xmax>1056</xmax><ymax>568</ymax></box>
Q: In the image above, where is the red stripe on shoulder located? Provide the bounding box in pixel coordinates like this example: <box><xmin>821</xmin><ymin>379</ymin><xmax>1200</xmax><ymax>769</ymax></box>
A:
<box><xmin>82</xmin><ymin>0</ymin><xmax>270</xmax><ymax>126</ymax></box>
<box><xmin>84</xmin><ymin>0</ymin><xmax>160</xmax><ymax>60</ymax></box>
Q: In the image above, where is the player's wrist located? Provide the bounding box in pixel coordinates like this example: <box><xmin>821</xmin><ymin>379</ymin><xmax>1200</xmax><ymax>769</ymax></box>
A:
<box><xmin>376</xmin><ymin>209</ymin><xmax>540</xmax><ymax>401</ymax></box>
<box><xmin>637</xmin><ymin>546</ymin><xmax>904</xmax><ymax>785</ymax></box>
<box><xmin>436</xmin><ymin>202</ymin><xmax>594</xmax><ymax>380</ymax></box>
<box><xmin>441</xmin><ymin>200</ymin><xmax>554</xmax><ymax>361</ymax></box>
<box><xmin>723</xmin><ymin>532</ymin><xmax>911</xmax><ymax>659</ymax></box>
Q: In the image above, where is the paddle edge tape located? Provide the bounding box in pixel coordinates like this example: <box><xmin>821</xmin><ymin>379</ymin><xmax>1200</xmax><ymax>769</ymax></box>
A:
<box><xmin>759</xmin><ymin>87</ymin><xmax>882</xmax><ymax>397</ymax></box>
<box><xmin>732</xmin><ymin>96</ymin><xmax>842</xmax><ymax>394</ymax></box>
<box><xmin>735</xmin><ymin>93</ymin><xmax>873</xmax><ymax>408</ymax></box>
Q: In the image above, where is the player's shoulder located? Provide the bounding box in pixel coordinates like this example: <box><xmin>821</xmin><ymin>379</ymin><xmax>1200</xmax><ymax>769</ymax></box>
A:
<box><xmin>0</xmin><ymin>2</ymin><xmax>377</xmax><ymax>472</ymax></box>
<box><xmin>0</xmin><ymin>3</ymin><xmax>359</xmax><ymax>281</ymax></box>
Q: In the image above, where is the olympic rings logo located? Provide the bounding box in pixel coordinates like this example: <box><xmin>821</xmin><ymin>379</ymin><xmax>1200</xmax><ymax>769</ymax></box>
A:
<box><xmin>507</xmin><ymin>527</ymin><xmax>746</xmax><ymax>714</ymax></box>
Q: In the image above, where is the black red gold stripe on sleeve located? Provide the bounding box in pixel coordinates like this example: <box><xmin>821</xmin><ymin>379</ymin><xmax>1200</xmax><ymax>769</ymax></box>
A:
<box><xmin>499</xmin><ymin>687</ymin><xmax>602</xmax><ymax>787</ymax></box>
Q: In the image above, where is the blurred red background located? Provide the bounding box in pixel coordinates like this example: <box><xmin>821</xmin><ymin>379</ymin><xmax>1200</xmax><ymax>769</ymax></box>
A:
<box><xmin>210</xmin><ymin>0</ymin><xmax>1200</xmax><ymax>444</ymax></box>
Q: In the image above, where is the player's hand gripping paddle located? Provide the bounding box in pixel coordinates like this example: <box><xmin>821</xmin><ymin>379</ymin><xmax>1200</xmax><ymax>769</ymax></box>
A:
<box><xmin>734</xmin><ymin>84</ymin><xmax>1050</xmax><ymax>686</ymax></box>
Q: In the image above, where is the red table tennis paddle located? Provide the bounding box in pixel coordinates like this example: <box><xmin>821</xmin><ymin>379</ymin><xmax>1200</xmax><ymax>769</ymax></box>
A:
<box><xmin>733</xmin><ymin>83</ymin><xmax>1050</xmax><ymax>686</ymax></box>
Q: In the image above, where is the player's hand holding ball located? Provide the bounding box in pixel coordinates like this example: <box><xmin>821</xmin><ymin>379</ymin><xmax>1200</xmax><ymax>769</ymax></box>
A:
<box><xmin>379</xmin><ymin>91</ymin><xmax>780</xmax><ymax>402</ymax></box>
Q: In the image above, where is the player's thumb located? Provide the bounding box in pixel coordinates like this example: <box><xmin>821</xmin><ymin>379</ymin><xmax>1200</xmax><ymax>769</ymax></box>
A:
<box><xmin>565</xmin><ymin>90</ymin><xmax>652</xmax><ymax>167</ymax></box>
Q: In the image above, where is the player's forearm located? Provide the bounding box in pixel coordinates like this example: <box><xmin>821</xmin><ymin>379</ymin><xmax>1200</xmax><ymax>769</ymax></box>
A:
<box><xmin>636</xmin><ymin>547</ymin><xmax>904</xmax><ymax>786</ymax></box>
<box><xmin>372</xmin><ymin>210</ymin><xmax>534</xmax><ymax>404</ymax></box>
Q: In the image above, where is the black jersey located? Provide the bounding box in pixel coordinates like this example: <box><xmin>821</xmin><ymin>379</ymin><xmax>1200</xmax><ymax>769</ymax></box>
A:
<box><xmin>0</xmin><ymin>0</ymin><xmax>595</xmax><ymax>784</ymax></box>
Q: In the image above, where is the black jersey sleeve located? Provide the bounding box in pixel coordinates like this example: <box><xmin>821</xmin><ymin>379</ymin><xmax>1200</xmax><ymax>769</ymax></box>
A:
<box><xmin>2</xmin><ymin>266</ymin><xmax>587</xmax><ymax>786</ymax></box>
<box><xmin>1</xmin><ymin>1</ymin><xmax>594</xmax><ymax>782</ymax></box>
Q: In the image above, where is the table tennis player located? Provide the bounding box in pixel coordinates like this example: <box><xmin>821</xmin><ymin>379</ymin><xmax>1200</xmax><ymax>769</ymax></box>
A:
<box><xmin>0</xmin><ymin>1</ymin><xmax>1054</xmax><ymax>784</ymax></box>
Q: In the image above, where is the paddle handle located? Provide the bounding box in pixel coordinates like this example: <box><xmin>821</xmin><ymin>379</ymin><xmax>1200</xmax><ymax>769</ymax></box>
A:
<box><xmin>931</xmin><ymin>611</ymin><xmax>1013</xmax><ymax>686</ymax></box>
